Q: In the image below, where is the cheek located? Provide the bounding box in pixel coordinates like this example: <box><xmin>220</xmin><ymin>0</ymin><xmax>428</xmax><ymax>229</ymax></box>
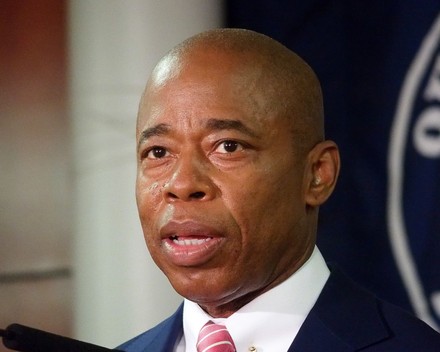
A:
<box><xmin>136</xmin><ymin>182</ymin><xmax>164</xmax><ymax>265</ymax></box>
<box><xmin>136</xmin><ymin>178</ymin><xmax>164</xmax><ymax>233</ymax></box>
<box><xmin>225</xmin><ymin>166</ymin><xmax>303</xmax><ymax>245</ymax></box>
<box><xmin>235</xmin><ymin>166</ymin><xmax>300</xmax><ymax>214</ymax></box>
<box><xmin>136</xmin><ymin>176</ymin><xmax>161</xmax><ymax>206</ymax></box>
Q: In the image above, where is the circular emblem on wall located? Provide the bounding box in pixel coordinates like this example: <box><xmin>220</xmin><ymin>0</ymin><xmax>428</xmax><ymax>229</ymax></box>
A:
<box><xmin>387</xmin><ymin>13</ymin><xmax>440</xmax><ymax>329</ymax></box>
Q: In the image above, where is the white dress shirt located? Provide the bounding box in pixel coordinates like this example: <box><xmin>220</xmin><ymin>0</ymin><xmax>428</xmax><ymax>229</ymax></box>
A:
<box><xmin>175</xmin><ymin>246</ymin><xmax>330</xmax><ymax>352</ymax></box>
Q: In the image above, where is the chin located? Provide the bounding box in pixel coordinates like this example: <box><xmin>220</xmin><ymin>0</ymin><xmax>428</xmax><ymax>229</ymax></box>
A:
<box><xmin>168</xmin><ymin>273</ymin><xmax>237</xmax><ymax>304</ymax></box>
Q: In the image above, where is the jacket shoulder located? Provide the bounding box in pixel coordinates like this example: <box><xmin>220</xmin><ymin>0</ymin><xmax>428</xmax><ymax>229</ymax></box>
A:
<box><xmin>117</xmin><ymin>304</ymin><xmax>183</xmax><ymax>352</ymax></box>
<box><xmin>375</xmin><ymin>298</ymin><xmax>440</xmax><ymax>350</ymax></box>
<box><xmin>291</xmin><ymin>266</ymin><xmax>440</xmax><ymax>351</ymax></box>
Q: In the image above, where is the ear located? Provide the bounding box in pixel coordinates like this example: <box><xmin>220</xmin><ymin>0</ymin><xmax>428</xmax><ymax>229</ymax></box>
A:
<box><xmin>304</xmin><ymin>140</ymin><xmax>340</xmax><ymax>207</ymax></box>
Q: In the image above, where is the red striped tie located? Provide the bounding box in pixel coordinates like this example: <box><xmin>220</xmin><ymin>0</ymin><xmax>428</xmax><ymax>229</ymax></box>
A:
<box><xmin>196</xmin><ymin>321</ymin><xmax>236</xmax><ymax>352</ymax></box>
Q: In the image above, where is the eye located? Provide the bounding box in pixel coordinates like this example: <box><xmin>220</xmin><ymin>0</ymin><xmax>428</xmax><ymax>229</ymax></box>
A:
<box><xmin>145</xmin><ymin>146</ymin><xmax>169</xmax><ymax>159</ymax></box>
<box><xmin>215</xmin><ymin>140</ymin><xmax>244</xmax><ymax>154</ymax></box>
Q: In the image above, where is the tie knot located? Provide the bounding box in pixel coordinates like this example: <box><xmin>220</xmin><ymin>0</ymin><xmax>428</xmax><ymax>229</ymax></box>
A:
<box><xmin>196</xmin><ymin>321</ymin><xmax>236</xmax><ymax>352</ymax></box>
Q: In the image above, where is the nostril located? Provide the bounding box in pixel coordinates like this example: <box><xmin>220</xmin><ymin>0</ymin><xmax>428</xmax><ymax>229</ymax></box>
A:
<box><xmin>190</xmin><ymin>191</ymin><xmax>205</xmax><ymax>199</ymax></box>
<box><xmin>168</xmin><ymin>192</ymin><xmax>178</xmax><ymax>199</ymax></box>
<box><xmin>165</xmin><ymin>191</ymin><xmax>207</xmax><ymax>201</ymax></box>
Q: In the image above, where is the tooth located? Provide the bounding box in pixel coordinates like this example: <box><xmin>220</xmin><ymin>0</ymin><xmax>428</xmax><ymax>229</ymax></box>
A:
<box><xmin>172</xmin><ymin>237</ymin><xmax>213</xmax><ymax>246</ymax></box>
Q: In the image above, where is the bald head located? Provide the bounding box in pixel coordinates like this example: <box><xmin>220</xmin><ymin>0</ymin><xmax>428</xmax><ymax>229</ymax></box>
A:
<box><xmin>141</xmin><ymin>28</ymin><xmax>324</xmax><ymax>152</ymax></box>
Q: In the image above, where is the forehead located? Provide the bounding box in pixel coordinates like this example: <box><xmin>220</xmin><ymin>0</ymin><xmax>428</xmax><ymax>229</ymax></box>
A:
<box><xmin>137</xmin><ymin>49</ymin><xmax>276</xmax><ymax>132</ymax></box>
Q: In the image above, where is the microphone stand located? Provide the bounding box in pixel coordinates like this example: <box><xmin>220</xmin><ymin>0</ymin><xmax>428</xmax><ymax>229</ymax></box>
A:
<box><xmin>1</xmin><ymin>324</ymin><xmax>124</xmax><ymax>352</ymax></box>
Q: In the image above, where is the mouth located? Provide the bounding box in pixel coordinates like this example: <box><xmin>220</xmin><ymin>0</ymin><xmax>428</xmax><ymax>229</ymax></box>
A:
<box><xmin>160</xmin><ymin>222</ymin><xmax>224</xmax><ymax>266</ymax></box>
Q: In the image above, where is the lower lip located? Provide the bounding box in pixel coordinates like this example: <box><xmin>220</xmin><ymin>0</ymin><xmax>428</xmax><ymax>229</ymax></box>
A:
<box><xmin>162</xmin><ymin>236</ymin><xmax>223</xmax><ymax>266</ymax></box>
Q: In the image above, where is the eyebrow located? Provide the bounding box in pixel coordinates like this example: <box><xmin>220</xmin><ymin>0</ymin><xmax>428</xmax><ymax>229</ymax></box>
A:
<box><xmin>137</xmin><ymin>118</ymin><xmax>259</xmax><ymax>151</ymax></box>
<box><xmin>137</xmin><ymin>123</ymin><xmax>170</xmax><ymax>151</ymax></box>
<box><xmin>205</xmin><ymin>118</ymin><xmax>259</xmax><ymax>138</ymax></box>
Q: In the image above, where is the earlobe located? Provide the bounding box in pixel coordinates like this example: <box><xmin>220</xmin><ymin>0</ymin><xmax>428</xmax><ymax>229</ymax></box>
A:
<box><xmin>304</xmin><ymin>140</ymin><xmax>340</xmax><ymax>207</ymax></box>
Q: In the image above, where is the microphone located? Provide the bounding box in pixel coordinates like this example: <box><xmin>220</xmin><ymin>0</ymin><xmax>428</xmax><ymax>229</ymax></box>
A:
<box><xmin>1</xmin><ymin>323</ymin><xmax>125</xmax><ymax>352</ymax></box>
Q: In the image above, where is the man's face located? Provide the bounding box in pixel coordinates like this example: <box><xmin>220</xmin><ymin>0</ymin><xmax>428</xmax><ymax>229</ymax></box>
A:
<box><xmin>136</xmin><ymin>50</ymin><xmax>314</xmax><ymax>316</ymax></box>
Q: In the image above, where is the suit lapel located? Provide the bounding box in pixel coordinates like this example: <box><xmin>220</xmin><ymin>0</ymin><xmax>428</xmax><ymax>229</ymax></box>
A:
<box><xmin>141</xmin><ymin>304</ymin><xmax>183</xmax><ymax>352</ymax></box>
<box><xmin>287</xmin><ymin>312</ymin><xmax>351</xmax><ymax>351</ymax></box>
<box><xmin>288</xmin><ymin>266</ymin><xmax>390</xmax><ymax>351</ymax></box>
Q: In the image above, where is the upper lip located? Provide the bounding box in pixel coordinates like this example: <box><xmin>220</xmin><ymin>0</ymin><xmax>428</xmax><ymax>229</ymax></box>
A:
<box><xmin>160</xmin><ymin>220</ymin><xmax>222</xmax><ymax>240</ymax></box>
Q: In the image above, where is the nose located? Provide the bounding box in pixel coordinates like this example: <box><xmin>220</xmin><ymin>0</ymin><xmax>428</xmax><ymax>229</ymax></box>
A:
<box><xmin>163</xmin><ymin>154</ymin><xmax>216</xmax><ymax>202</ymax></box>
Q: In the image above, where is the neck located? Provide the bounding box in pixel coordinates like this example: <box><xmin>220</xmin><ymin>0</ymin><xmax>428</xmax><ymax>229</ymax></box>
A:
<box><xmin>198</xmin><ymin>246</ymin><xmax>315</xmax><ymax>318</ymax></box>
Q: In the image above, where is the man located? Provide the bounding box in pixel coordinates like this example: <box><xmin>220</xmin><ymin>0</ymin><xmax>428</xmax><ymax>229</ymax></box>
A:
<box><xmin>120</xmin><ymin>28</ymin><xmax>440</xmax><ymax>351</ymax></box>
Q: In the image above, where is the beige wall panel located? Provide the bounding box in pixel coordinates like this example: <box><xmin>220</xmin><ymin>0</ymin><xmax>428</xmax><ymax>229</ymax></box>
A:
<box><xmin>0</xmin><ymin>278</ymin><xmax>72</xmax><ymax>352</ymax></box>
<box><xmin>0</xmin><ymin>0</ymin><xmax>72</xmax><ymax>343</ymax></box>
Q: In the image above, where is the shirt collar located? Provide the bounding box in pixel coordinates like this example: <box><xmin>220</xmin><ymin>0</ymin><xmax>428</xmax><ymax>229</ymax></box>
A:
<box><xmin>182</xmin><ymin>246</ymin><xmax>329</xmax><ymax>352</ymax></box>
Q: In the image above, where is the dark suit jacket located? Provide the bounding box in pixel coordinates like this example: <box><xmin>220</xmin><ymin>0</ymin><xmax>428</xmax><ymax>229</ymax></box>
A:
<box><xmin>118</xmin><ymin>267</ymin><xmax>440</xmax><ymax>351</ymax></box>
